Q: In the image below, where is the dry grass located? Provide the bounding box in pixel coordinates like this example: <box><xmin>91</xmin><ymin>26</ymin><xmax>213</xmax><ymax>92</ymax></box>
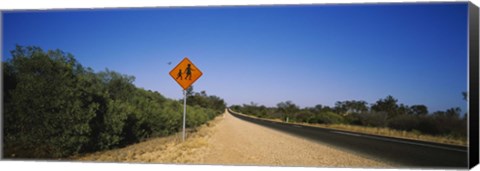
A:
<box><xmin>233</xmin><ymin>112</ymin><xmax>467</xmax><ymax>147</ymax></box>
<box><xmin>72</xmin><ymin>115</ymin><xmax>224</xmax><ymax>163</ymax></box>
<box><xmin>306</xmin><ymin>123</ymin><xmax>466</xmax><ymax>146</ymax></box>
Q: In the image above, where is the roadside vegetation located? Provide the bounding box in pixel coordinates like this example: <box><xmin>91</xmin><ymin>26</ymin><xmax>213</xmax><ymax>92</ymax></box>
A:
<box><xmin>3</xmin><ymin>45</ymin><xmax>226</xmax><ymax>159</ymax></box>
<box><xmin>230</xmin><ymin>95</ymin><xmax>467</xmax><ymax>146</ymax></box>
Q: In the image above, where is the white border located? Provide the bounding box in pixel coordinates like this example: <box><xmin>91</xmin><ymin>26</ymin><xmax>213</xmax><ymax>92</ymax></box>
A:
<box><xmin>0</xmin><ymin>0</ymin><xmax>474</xmax><ymax>10</ymax></box>
<box><xmin>0</xmin><ymin>0</ymin><xmax>478</xmax><ymax>171</ymax></box>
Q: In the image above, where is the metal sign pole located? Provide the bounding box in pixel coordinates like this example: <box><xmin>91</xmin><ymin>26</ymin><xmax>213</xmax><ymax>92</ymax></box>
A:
<box><xmin>182</xmin><ymin>89</ymin><xmax>187</xmax><ymax>142</ymax></box>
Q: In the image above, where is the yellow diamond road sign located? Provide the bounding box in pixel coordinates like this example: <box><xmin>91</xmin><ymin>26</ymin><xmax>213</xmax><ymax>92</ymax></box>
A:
<box><xmin>169</xmin><ymin>57</ymin><xmax>203</xmax><ymax>90</ymax></box>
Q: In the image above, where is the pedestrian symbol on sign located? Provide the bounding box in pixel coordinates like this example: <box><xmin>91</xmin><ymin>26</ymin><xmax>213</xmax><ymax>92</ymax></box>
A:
<box><xmin>176</xmin><ymin>69</ymin><xmax>183</xmax><ymax>80</ymax></box>
<box><xmin>185</xmin><ymin>64</ymin><xmax>195</xmax><ymax>80</ymax></box>
<box><xmin>169</xmin><ymin>57</ymin><xmax>203</xmax><ymax>90</ymax></box>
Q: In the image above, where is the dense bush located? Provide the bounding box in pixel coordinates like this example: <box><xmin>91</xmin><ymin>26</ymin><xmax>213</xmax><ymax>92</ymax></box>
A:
<box><xmin>387</xmin><ymin>114</ymin><xmax>420</xmax><ymax>131</ymax></box>
<box><xmin>186</xmin><ymin>88</ymin><xmax>226</xmax><ymax>116</ymax></box>
<box><xmin>309</xmin><ymin>111</ymin><xmax>344</xmax><ymax>124</ymax></box>
<box><xmin>355</xmin><ymin>112</ymin><xmax>388</xmax><ymax>127</ymax></box>
<box><xmin>343</xmin><ymin>113</ymin><xmax>363</xmax><ymax>125</ymax></box>
<box><xmin>230</xmin><ymin>103</ymin><xmax>276</xmax><ymax>119</ymax></box>
<box><xmin>293</xmin><ymin>110</ymin><xmax>314</xmax><ymax>123</ymax></box>
<box><xmin>416</xmin><ymin>116</ymin><xmax>441</xmax><ymax>135</ymax></box>
<box><xmin>230</xmin><ymin>95</ymin><xmax>467</xmax><ymax>141</ymax></box>
<box><xmin>4</xmin><ymin>47</ymin><xmax>96</xmax><ymax>158</ymax></box>
<box><xmin>3</xmin><ymin>46</ymin><xmax>225</xmax><ymax>158</ymax></box>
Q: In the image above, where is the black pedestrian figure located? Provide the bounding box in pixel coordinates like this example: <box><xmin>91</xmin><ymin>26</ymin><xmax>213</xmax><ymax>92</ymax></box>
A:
<box><xmin>185</xmin><ymin>64</ymin><xmax>194</xmax><ymax>80</ymax></box>
<box><xmin>176</xmin><ymin>69</ymin><xmax>183</xmax><ymax>80</ymax></box>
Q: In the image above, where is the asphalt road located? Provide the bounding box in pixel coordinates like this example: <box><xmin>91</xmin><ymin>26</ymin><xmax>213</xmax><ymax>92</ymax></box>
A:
<box><xmin>228</xmin><ymin>109</ymin><xmax>468</xmax><ymax>169</ymax></box>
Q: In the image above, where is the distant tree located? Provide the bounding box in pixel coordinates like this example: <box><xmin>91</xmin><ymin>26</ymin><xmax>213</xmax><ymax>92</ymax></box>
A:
<box><xmin>186</xmin><ymin>86</ymin><xmax>194</xmax><ymax>97</ymax></box>
<box><xmin>371</xmin><ymin>95</ymin><xmax>399</xmax><ymax>119</ymax></box>
<box><xmin>230</xmin><ymin>105</ymin><xmax>241</xmax><ymax>112</ymax></box>
<box><xmin>277</xmin><ymin>101</ymin><xmax>299</xmax><ymax>122</ymax></box>
<box><xmin>397</xmin><ymin>104</ymin><xmax>411</xmax><ymax>115</ymax></box>
<box><xmin>350</xmin><ymin>100</ymin><xmax>369</xmax><ymax>113</ymax></box>
<box><xmin>409</xmin><ymin>105</ymin><xmax>428</xmax><ymax>116</ymax></box>
<box><xmin>200</xmin><ymin>90</ymin><xmax>207</xmax><ymax>97</ymax></box>
<box><xmin>314</xmin><ymin>104</ymin><xmax>324</xmax><ymax>112</ymax></box>
<box><xmin>445</xmin><ymin>107</ymin><xmax>461</xmax><ymax>119</ymax></box>
<box><xmin>307</xmin><ymin>104</ymin><xmax>334</xmax><ymax>114</ymax></box>
<box><xmin>335</xmin><ymin>100</ymin><xmax>368</xmax><ymax>115</ymax></box>
<box><xmin>334</xmin><ymin>101</ymin><xmax>348</xmax><ymax>115</ymax></box>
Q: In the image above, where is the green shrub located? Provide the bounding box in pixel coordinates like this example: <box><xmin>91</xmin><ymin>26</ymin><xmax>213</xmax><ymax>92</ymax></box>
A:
<box><xmin>3</xmin><ymin>46</ymin><xmax>225</xmax><ymax>158</ymax></box>
<box><xmin>3</xmin><ymin>46</ymin><xmax>95</xmax><ymax>158</ymax></box>
<box><xmin>294</xmin><ymin>110</ymin><xmax>315</xmax><ymax>123</ymax></box>
<box><xmin>388</xmin><ymin>114</ymin><xmax>419</xmax><ymax>131</ymax></box>
<box><xmin>311</xmin><ymin>111</ymin><xmax>344</xmax><ymax>124</ymax></box>
<box><xmin>357</xmin><ymin>112</ymin><xmax>388</xmax><ymax>127</ymax></box>
<box><xmin>343</xmin><ymin>113</ymin><xmax>363</xmax><ymax>125</ymax></box>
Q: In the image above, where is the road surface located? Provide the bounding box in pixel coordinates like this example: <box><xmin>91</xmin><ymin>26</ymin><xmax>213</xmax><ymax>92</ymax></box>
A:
<box><xmin>227</xmin><ymin>109</ymin><xmax>468</xmax><ymax>168</ymax></box>
<box><xmin>76</xmin><ymin>110</ymin><xmax>388</xmax><ymax>167</ymax></box>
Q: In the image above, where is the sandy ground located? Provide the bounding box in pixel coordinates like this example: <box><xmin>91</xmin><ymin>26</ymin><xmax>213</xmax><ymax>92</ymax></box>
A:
<box><xmin>75</xmin><ymin>110</ymin><xmax>390</xmax><ymax>168</ymax></box>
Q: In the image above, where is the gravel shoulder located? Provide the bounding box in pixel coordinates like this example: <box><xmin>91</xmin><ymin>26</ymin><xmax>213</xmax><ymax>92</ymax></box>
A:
<box><xmin>74</xmin><ymin>110</ymin><xmax>390</xmax><ymax>168</ymax></box>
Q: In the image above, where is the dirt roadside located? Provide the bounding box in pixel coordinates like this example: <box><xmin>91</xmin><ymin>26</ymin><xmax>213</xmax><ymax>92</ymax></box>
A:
<box><xmin>75</xmin><ymin>110</ymin><xmax>391</xmax><ymax>168</ymax></box>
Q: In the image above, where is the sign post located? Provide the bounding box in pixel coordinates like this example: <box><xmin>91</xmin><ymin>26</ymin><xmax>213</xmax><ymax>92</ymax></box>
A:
<box><xmin>169</xmin><ymin>57</ymin><xmax>203</xmax><ymax>142</ymax></box>
<box><xmin>183</xmin><ymin>89</ymin><xmax>186</xmax><ymax>141</ymax></box>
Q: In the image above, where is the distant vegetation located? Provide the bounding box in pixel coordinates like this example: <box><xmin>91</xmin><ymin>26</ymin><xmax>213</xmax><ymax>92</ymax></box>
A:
<box><xmin>3</xmin><ymin>45</ymin><xmax>225</xmax><ymax>158</ymax></box>
<box><xmin>231</xmin><ymin>95</ymin><xmax>467</xmax><ymax>145</ymax></box>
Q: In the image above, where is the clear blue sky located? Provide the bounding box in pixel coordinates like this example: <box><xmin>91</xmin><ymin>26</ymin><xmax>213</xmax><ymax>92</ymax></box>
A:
<box><xmin>2</xmin><ymin>3</ymin><xmax>468</xmax><ymax>113</ymax></box>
